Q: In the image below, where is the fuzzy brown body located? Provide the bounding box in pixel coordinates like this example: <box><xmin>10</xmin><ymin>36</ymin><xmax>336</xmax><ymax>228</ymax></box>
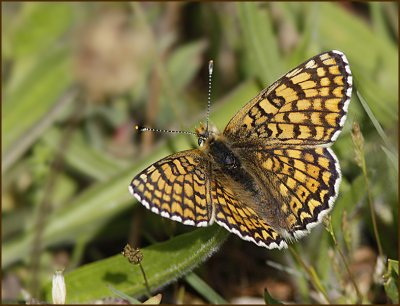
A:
<box><xmin>201</xmin><ymin>133</ymin><xmax>290</xmax><ymax>232</ymax></box>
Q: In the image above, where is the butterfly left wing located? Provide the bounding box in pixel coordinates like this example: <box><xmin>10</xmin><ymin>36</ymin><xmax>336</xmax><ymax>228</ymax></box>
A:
<box><xmin>224</xmin><ymin>50</ymin><xmax>352</xmax><ymax>147</ymax></box>
<box><xmin>129</xmin><ymin>150</ymin><xmax>213</xmax><ymax>227</ymax></box>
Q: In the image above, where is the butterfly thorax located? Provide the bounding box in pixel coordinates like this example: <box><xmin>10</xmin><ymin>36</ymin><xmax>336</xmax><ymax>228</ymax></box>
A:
<box><xmin>206</xmin><ymin>136</ymin><xmax>241</xmax><ymax>171</ymax></box>
<box><xmin>196</xmin><ymin>122</ymin><xmax>261</xmax><ymax>201</ymax></box>
<box><xmin>201</xmin><ymin>132</ymin><xmax>294</xmax><ymax>233</ymax></box>
<box><xmin>201</xmin><ymin>132</ymin><xmax>260</xmax><ymax>200</ymax></box>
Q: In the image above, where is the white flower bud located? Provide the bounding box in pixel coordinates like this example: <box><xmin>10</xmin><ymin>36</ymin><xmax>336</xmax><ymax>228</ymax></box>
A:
<box><xmin>52</xmin><ymin>268</ymin><xmax>66</xmax><ymax>304</ymax></box>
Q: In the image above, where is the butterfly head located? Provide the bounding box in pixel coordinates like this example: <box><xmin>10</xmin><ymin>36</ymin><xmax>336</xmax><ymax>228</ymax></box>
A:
<box><xmin>195</xmin><ymin>122</ymin><xmax>209</xmax><ymax>147</ymax></box>
<box><xmin>195</xmin><ymin>122</ymin><xmax>220</xmax><ymax>147</ymax></box>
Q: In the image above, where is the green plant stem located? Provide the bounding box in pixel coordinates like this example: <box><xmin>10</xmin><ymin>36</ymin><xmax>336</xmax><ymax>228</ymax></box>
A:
<box><xmin>139</xmin><ymin>263</ymin><xmax>151</xmax><ymax>298</ymax></box>
<box><xmin>327</xmin><ymin>220</ymin><xmax>363</xmax><ymax>303</ymax></box>
<box><xmin>360</xmin><ymin>149</ymin><xmax>384</xmax><ymax>261</ymax></box>
<box><xmin>288</xmin><ymin>246</ymin><xmax>331</xmax><ymax>303</ymax></box>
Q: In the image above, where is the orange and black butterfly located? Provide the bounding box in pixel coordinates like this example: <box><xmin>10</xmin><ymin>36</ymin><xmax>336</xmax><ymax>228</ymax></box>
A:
<box><xmin>129</xmin><ymin>50</ymin><xmax>352</xmax><ymax>249</ymax></box>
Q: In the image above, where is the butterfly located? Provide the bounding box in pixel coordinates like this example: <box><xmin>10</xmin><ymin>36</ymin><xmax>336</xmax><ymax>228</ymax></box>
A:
<box><xmin>129</xmin><ymin>50</ymin><xmax>352</xmax><ymax>249</ymax></box>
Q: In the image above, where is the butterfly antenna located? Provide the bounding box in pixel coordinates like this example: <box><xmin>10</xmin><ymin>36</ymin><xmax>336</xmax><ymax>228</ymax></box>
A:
<box><xmin>206</xmin><ymin>60</ymin><xmax>213</xmax><ymax>133</ymax></box>
<box><xmin>136</xmin><ymin>60</ymin><xmax>214</xmax><ymax>139</ymax></box>
<box><xmin>135</xmin><ymin>125</ymin><xmax>197</xmax><ymax>137</ymax></box>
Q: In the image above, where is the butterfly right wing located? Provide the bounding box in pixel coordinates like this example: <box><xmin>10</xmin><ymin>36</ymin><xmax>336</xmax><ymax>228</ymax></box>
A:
<box><xmin>224</xmin><ymin>51</ymin><xmax>352</xmax><ymax>147</ymax></box>
<box><xmin>129</xmin><ymin>150</ymin><xmax>213</xmax><ymax>227</ymax></box>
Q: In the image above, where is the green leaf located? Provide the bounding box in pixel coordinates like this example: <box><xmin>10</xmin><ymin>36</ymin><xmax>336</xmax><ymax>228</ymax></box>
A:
<box><xmin>331</xmin><ymin>175</ymin><xmax>365</xmax><ymax>232</ymax></box>
<box><xmin>355</xmin><ymin>91</ymin><xmax>392</xmax><ymax>149</ymax></box>
<box><xmin>2</xmin><ymin>48</ymin><xmax>74</xmax><ymax>173</ymax></box>
<box><xmin>289</xmin><ymin>3</ymin><xmax>322</xmax><ymax>62</ymax></box>
<box><xmin>264</xmin><ymin>287</ymin><xmax>283</xmax><ymax>305</ymax></box>
<box><xmin>159</xmin><ymin>40</ymin><xmax>208</xmax><ymax>127</ymax></box>
<box><xmin>185</xmin><ymin>272</ymin><xmax>228</xmax><ymax>304</ymax></box>
<box><xmin>42</xmin><ymin>225</ymin><xmax>228</xmax><ymax>303</ymax></box>
<box><xmin>107</xmin><ymin>285</ymin><xmax>142</xmax><ymax>304</ymax></box>
<box><xmin>369</xmin><ymin>3</ymin><xmax>392</xmax><ymax>44</ymax></box>
<box><xmin>237</xmin><ymin>2</ymin><xmax>283</xmax><ymax>85</ymax></box>
<box><xmin>381</xmin><ymin>146</ymin><xmax>398</xmax><ymax>173</ymax></box>
<box><xmin>318</xmin><ymin>2</ymin><xmax>398</xmax><ymax>127</ymax></box>
<box><xmin>384</xmin><ymin>259</ymin><xmax>399</xmax><ymax>304</ymax></box>
<box><xmin>166</xmin><ymin>40</ymin><xmax>208</xmax><ymax>94</ymax></box>
<box><xmin>41</xmin><ymin>128</ymin><xmax>127</xmax><ymax>181</ymax></box>
<box><xmin>10</xmin><ymin>3</ymin><xmax>73</xmax><ymax>59</ymax></box>
<box><xmin>2</xmin><ymin>151</ymin><xmax>159</xmax><ymax>269</ymax></box>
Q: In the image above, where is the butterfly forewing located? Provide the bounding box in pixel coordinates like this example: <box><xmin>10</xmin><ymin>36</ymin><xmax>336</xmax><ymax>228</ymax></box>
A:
<box><xmin>223</xmin><ymin>50</ymin><xmax>352</xmax><ymax>147</ymax></box>
<box><xmin>129</xmin><ymin>150</ymin><xmax>212</xmax><ymax>227</ymax></box>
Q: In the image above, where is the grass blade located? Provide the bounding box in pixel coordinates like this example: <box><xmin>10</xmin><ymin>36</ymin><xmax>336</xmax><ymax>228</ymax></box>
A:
<box><xmin>185</xmin><ymin>272</ymin><xmax>228</xmax><ymax>304</ymax></box>
<box><xmin>355</xmin><ymin>91</ymin><xmax>392</xmax><ymax>149</ymax></box>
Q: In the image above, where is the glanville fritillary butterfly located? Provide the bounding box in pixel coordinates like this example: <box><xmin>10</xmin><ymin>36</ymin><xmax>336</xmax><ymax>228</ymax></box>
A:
<box><xmin>130</xmin><ymin>51</ymin><xmax>352</xmax><ymax>249</ymax></box>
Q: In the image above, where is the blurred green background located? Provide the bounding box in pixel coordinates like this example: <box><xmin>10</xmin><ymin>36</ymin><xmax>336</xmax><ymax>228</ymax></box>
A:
<box><xmin>2</xmin><ymin>2</ymin><xmax>398</xmax><ymax>304</ymax></box>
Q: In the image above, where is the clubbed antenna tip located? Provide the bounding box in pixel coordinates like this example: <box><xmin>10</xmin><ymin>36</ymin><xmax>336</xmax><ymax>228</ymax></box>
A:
<box><xmin>135</xmin><ymin>125</ymin><xmax>149</xmax><ymax>132</ymax></box>
<box><xmin>208</xmin><ymin>60</ymin><xmax>213</xmax><ymax>75</ymax></box>
<box><xmin>206</xmin><ymin>60</ymin><xmax>214</xmax><ymax>131</ymax></box>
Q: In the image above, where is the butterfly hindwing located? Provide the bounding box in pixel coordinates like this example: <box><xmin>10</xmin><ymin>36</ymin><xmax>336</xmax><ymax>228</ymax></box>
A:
<box><xmin>210</xmin><ymin>170</ymin><xmax>287</xmax><ymax>249</ymax></box>
<box><xmin>244</xmin><ymin>146</ymin><xmax>341</xmax><ymax>238</ymax></box>
<box><xmin>129</xmin><ymin>150</ymin><xmax>212</xmax><ymax>227</ymax></box>
<box><xmin>223</xmin><ymin>50</ymin><xmax>352</xmax><ymax>147</ymax></box>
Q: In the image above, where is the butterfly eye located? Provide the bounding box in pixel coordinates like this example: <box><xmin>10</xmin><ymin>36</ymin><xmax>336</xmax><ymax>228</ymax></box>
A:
<box><xmin>198</xmin><ymin>138</ymin><xmax>204</xmax><ymax>146</ymax></box>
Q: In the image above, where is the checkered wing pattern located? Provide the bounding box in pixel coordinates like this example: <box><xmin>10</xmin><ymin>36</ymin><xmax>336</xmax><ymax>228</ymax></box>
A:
<box><xmin>129</xmin><ymin>150</ymin><xmax>212</xmax><ymax>227</ymax></box>
<box><xmin>129</xmin><ymin>50</ymin><xmax>352</xmax><ymax>250</ymax></box>
<box><xmin>211</xmin><ymin>170</ymin><xmax>287</xmax><ymax>249</ymax></box>
<box><xmin>246</xmin><ymin>147</ymin><xmax>341</xmax><ymax>239</ymax></box>
<box><xmin>224</xmin><ymin>50</ymin><xmax>352</xmax><ymax>147</ymax></box>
